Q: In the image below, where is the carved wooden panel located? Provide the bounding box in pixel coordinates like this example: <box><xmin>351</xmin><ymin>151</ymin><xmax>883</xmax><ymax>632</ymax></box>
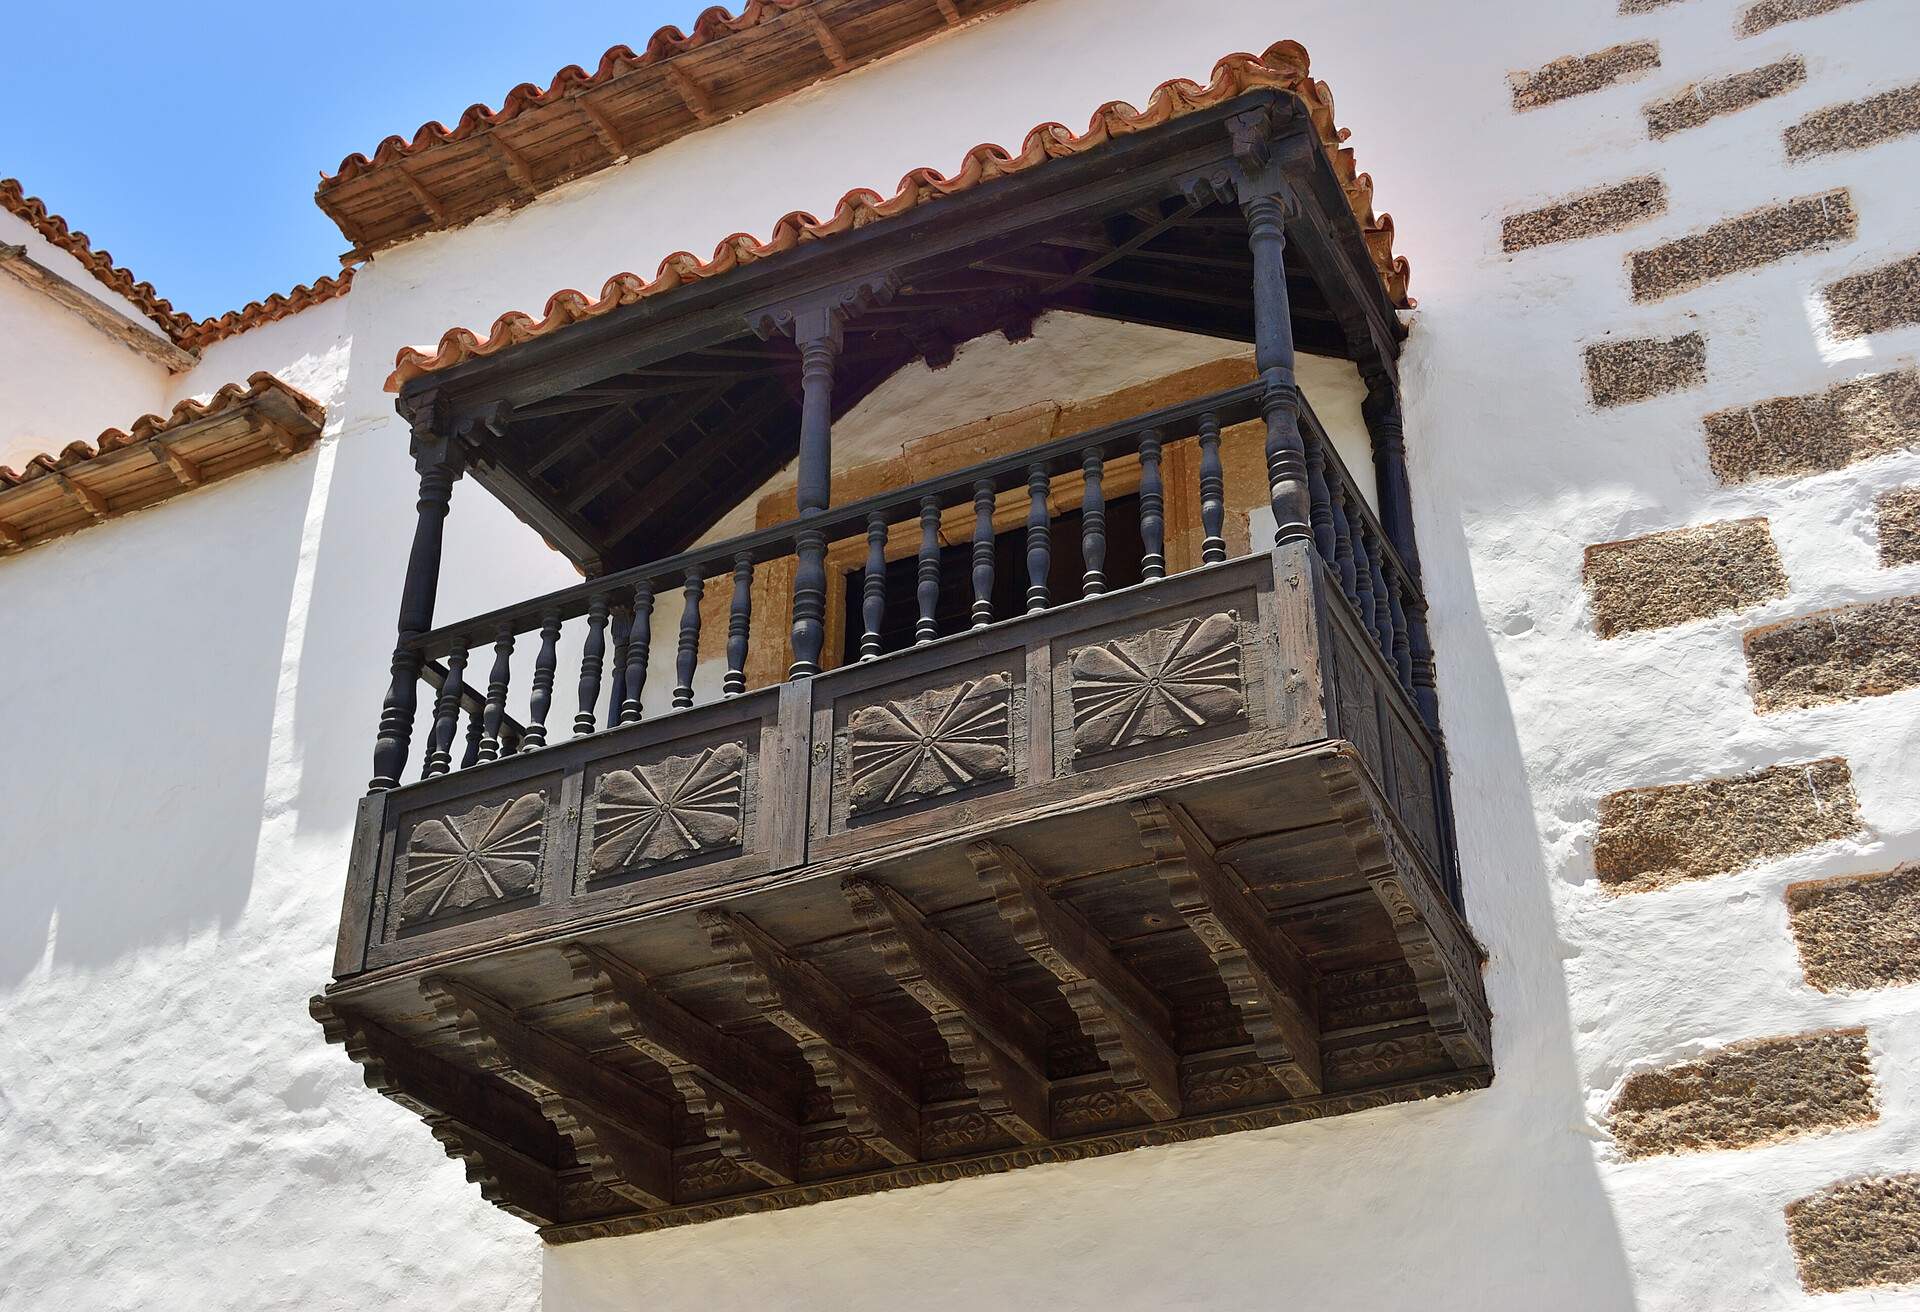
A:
<box><xmin>1330</xmin><ymin>627</ymin><xmax>1384</xmax><ymax>782</ymax></box>
<box><xmin>1068</xmin><ymin>610</ymin><xmax>1246</xmax><ymax>757</ymax></box>
<box><xmin>1387</xmin><ymin>717</ymin><xmax>1442</xmax><ymax>867</ymax></box>
<box><xmin>845</xmin><ymin>673</ymin><xmax>1013</xmax><ymax>816</ymax></box>
<box><xmin>396</xmin><ymin>790</ymin><xmax>546</xmax><ymax>929</ymax></box>
<box><xmin>588</xmin><ymin>742</ymin><xmax>747</xmax><ymax>879</ymax></box>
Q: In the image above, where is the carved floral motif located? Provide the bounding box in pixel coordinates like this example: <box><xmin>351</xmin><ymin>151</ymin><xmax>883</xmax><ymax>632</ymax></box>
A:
<box><xmin>845</xmin><ymin>674</ymin><xmax>1013</xmax><ymax>815</ymax></box>
<box><xmin>397</xmin><ymin>792</ymin><xmax>546</xmax><ymax>928</ymax></box>
<box><xmin>1069</xmin><ymin>611</ymin><xmax>1246</xmax><ymax>756</ymax></box>
<box><xmin>590</xmin><ymin>742</ymin><xmax>746</xmax><ymax>877</ymax></box>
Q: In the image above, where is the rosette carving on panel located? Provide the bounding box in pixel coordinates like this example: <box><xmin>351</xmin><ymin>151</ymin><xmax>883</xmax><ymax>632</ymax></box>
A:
<box><xmin>846</xmin><ymin>673</ymin><xmax>1012</xmax><ymax>816</ymax></box>
<box><xmin>589</xmin><ymin>742</ymin><xmax>746</xmax><ymax>878</ymax></box>
<box><xmin>1070</xmin><ymin>611</ymin><xmax>1246</xmax><ymax>756</ymax></box>
<box><xmin>397</xmin><ymin>791</ymin><xmax>546</xmax><ymax>928</ymax></box>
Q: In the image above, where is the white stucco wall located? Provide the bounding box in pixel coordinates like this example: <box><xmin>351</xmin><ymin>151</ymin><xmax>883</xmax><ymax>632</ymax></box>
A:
<box><xmin>3</xmin><ymin>0</ymin><xmax>1918</xmax><ymax>1309</ymax></box>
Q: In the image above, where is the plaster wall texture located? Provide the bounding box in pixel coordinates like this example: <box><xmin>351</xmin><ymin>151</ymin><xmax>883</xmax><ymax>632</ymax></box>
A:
<box><xmin>0</xmin><ymin>1</ymin><xmax>1917</xmax><ymax>1311</ymax></box>
<box><xmin>0</xmin><ymin>211</ymin><xmax>172</xmax><ymax>466</ymax></box>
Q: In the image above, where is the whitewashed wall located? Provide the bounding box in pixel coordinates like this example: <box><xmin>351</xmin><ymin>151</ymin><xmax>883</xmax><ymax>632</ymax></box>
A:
<box><xmin>2</xmin><ymin>0</ymin><xmax>1917</xmax><ymax>1309</ymax></box>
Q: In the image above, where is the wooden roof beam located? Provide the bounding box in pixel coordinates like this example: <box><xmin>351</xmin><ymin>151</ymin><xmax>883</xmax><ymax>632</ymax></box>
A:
<box><xmin>423</xmin><ymin>976</ymin><xmax>675</xmax><ymax>1209</ymax></box>
<box><xmin>1129</xmin><ymin>797</ymin><xmax>1322</xmax><ymax>1096</ymax></box>
<box><xmin>663</xmin><ymin>62</ymin><xmax>717</xmax><ymax>124</ymax></box>
<box><xmin>802</xmin><ymin>7</ymin><xmax>849</xmax><ymax>68</ymax></box>
<box><xmin>52</xmin><ymin>470</ymin><xmax>108</xmax><ymax>521</ymax></box>
<box><xmin>0</xmin><ymin>242</ymin><xmax>198</xmax><ymax>373</ymax></box>
<box><xmin>599</xmin><ymin>383</ymin><xmax>793</xmax><ymax>548</ymax></box>
<box><xmin>153</xmin><ymin>442</ymin><xmax>202</xmax><ymax>488</ymax></box>
<box><xmin>485</xmin><ymin>131</ymin><xmax>540</xmax><ymax>198</ymax></box>
<box><xmin>563</xmin><ymin>379</ymin><xmax>732</xmax><ymax>514</ymax></box>
<box><xmin>572</xmin><ymin>93</ymin><xmax>629</xmax><ymax>156</ymax></box>
<box><xmin>934</xmin><ymin>0</ymin><xmax>962</xmax><ymax>24</ymax></box>
<box><xmin>699</xmin><ymin>909</ymin><xmax>922</xmax><ymax>1164</ymax></box>
<box><xmin>967</xmin><ymin>840</ymin><xmax>1181</xmax><ymax>1121</ymax></box>
<box><xmin>565</xmin><ymin>943</ymin><xmax>806</xmax><ymax>1187</ymax></box>
<box><xmin>395</xmin><ymin>163</ymin><xmax>452</xmax><ymax>225</ymax></box>
<box><xmin>843</xmin><ymin>876</ymin><xmax>1053</xmax><ymax>1144</ymax></box>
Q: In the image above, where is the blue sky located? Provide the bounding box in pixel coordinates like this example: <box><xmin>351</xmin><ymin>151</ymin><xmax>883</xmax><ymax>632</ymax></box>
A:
<box><xmin>5</xmin><ymin>1</ymin><xmax>693</xmax><ymax>320</ymax></box>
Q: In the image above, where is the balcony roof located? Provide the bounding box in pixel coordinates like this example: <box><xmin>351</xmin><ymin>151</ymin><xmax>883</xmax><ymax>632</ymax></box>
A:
<box><xmin>387</xmin><ymin>40</ymin><xmax>1409</xmax><ymax>393</ymax></box>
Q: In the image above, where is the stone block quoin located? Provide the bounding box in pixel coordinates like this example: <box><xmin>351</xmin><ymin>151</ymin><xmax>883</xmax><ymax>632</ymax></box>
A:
<box><xmin>1593</xmin><ymin>757</ymin><xmax>1861</xmax><ymax>893</ymax></box>
<box><xmin>1502</xmin><ymin>176</ymin><xmax>1667</xmax><ymax>253</ymax></box>
<box><xmin>1786</xmin><ymin>82</ymin><xmax>1920</xmax><ymax>158</ymax></box>
<box><xmin>1702</xmin><ymin>364</ymin><xmax>1919</xmax><ymax>484</ymax></box>
<box><xmin>1786</xmin><ymin>1174</ymin><xmax>1920</xmax><ymax>1293</ymax></box>
<box><xmin>1877</xmin><ymin>486</ymin><xmax>1920</xmax><ymax>566</ymax></box>
<box><xmin>1629</xmin><ymin>189</ymin><xmax>1856</xmax><ymax>301</ymax></box>
<box><xmin>1740</xmin><ymin>0</ymin><xmax>1869</xmax><ymax>37</ymax></box>
<box><xmin>1607</xmin><ymin>1028</ymin><xmax>1875</xmax><ymax>1159</ymax></box>
<box><xmin>1645</xmin><ymin>57</ymin><xmax>1806</xmax><ymax>138</ymax></box>
<box><xmin>1583</xmin><ymin>333</ymin><xmax>1706</xmax><ymax>407</ymax></box>
<box><xmin>1824</xmin><ymin>252</ymin><xmax>1920</xmax><ymax>340</ymax></box>
<box><xmin>1744</xmin><ymin>593</ymin><xmax>1920</xmax><ymax>712</ymax></box>
<box><xmin>1583</xmin><ymin>517</ymin><xmax>1786</xmax><ymax>638</ymax></box>
<box><xmin>1510</xmin><ymin>42</ymin><xmax>1660</xmax><ymax>111</ymax></box>
<box><xmin>1787</xmin><ymin>864</ymin><xmax>1920</xmax><ymax>992</ymax></box>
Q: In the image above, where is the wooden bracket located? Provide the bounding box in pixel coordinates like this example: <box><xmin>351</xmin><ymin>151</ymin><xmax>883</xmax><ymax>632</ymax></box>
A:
<box><xmin>802</xmin><ymin>6</ymin><xmax>849</xmax><ymax>68</ymax></box>
<box><xmin>563</xmin><ymin>942</ymin><xmax>804</xmax><ymax>1185</ymax></box>
<box><xmin>843</xmin><ymin>875</ymin><xmax>1052</xmax><ymax>1144</ymax></box>
<box><xmin>422</xmin><ymin>976</ymin><xmax>675</xmax><ymax>1208</ymax></box>
<box><xmin>748</xmin><ymin>271</ymin><xmax>901</xmax><ymax>344</ymax></box>
<box><xmin>573</xmin><ymin>93</ymin><xmax>628</xmax><ymax>156</ymax></box>
<box><xmin>966</xmin><ymin>840</ymin><xmax>1181</xmax><ymax>1122</ymax></box>
<box><xmin>663</xmin><ymin>62</ymin><xmax>717</xmax><ymax>123</ymax></box>
<box><xmin>485</xmin><ymin>131</ymin><xmax>540</xmax><ymax>197</ymax></box>
<box><xmin>52</xmin><ymin>470</ymin><xmax>108</xmax><ymax>521</ymax></box>
<box><xmin>394</xmin><ymin>162</ymin><xmax>451</xmax><ymax>225</ymax></box>
<box><xmin>934</xmin><ymin>0</ymin><xmax>962</xmax><ymax>23</ymax></box>
<box><xmin>153</xmin><ymin>441</ymin><xmax>203</xmax><ymax>488</ymax></box>
<box><xmin>1129</xmin><ymin>797</ymin><xmax>1322</xmax><ymax>1096</ymax></box>
<box><xmin>310</xmin><ymin>996</ymin><xmax>564</xmax><ymax>1225</ymax></box>
<box><xmin>699</xmin><ymin>908</ymin><xmax>922</xmax><ymax>1164</ymax></box>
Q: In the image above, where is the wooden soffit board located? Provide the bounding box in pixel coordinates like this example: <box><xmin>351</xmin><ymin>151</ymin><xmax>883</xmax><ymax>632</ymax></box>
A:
<box><xmin>0</xmin><ymin>373</ymin><xmax>325</xmax><ymax>557</ymax></box>
<box><xmin>315</xmin><ymin>0</ymin><xmax>1037</xmax><ymax>257</ymax></box>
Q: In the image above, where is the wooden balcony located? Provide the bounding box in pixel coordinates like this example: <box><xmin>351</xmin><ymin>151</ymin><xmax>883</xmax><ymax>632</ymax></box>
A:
<box><xmin>315</xmin><ymin>388</ymin><xmax>1489</xmax><ymax>1240</ymax></box>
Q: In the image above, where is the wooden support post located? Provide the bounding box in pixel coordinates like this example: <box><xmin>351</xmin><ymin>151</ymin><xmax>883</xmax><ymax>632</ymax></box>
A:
<box><xmin>1128</xmin><ymin>797</ymin><xmax>1321</xmax><ymax>1096</ymax></box>
<box><xmin>620</xmin><ymin>581</ymin><xmax>655</xmax><ymax>724</ymax></box>
<box><xmin>699</xmin><ymin>908</ymin><xmax>921</xmax><ymax>1163</ymax></box>
<box><xmin>966</xmin><ymin>841</ymin><xmax>1181</xmax><ymax>1122</ymax></box>
<box><xmin>370</xmin><ymin>429</ymin><xmax>462</xmax><ymax>790</ymax></box>
<box><xmin>564</xmin><ymin>943</ymin><xmax>803</xmax><ymax>1186</ymax></box>
<box><xmin>788</xmin><ymin>309</ymin><xmax>841</xmax><ymax>677</ymax></box>
<box><xmin>1362</xmin><ymin>377</ymin><xmax>1422</xmax><ymax>579</ymax></box>
<box><xmin>422</xmin><ymin>977</ymin><xmax>676</xmax><ymax>1209</ymax></box>
<box><xmin>843</xmin><ymin>876</ymin><xmax>1052</xmax><ymax>1144</ymax></box>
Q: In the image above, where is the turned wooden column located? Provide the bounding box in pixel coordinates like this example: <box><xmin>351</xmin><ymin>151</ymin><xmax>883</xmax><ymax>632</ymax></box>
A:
<box><xmin>1243</xmin><ymin>191</ymin><xmax>1311</xmax><ymax>547</ymax></box>
<box><xmin>787</xmin><ymin>308</ymin><xmax>841</xmax><ymax>678</ymax></box>
<box><xmin>370</xmin><ymin>432</ymin><xmax>464</xmax><ymax>791</ymax></box>
<box><xmin>1363</xmin><ymin>377</ymin><xmax>1422</xmax><ymax>577</ymax></box>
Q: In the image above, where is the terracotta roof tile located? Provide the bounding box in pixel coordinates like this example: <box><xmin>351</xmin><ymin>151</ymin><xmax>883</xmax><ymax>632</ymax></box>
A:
<box><xmin>386</xmin><ymin>40</ymin><xmax>1409</xmax><ymax>391</ymax></box>
<box><xmin>314</xmin><ymin>0</ymin><xmax>1034</xmax><ymax>254</ymax></box>
<box><xmin>0</xmin><ymin>372</ymin><xmax>326</xmax><ymax>556</ymax></box>
<box><xmin>2</xmin><ymin>177</ymin><xmax>194</xmax><ymax>339</ymax></box>
<box><xmin>3</xmin><ymin>177</ymin><xmax>352</xmax><ymax>351</ymax></box>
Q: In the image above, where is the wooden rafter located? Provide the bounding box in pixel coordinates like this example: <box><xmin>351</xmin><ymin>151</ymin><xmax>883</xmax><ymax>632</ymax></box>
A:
<box><xmin>572</xmin><ymin>93</ymin><xmax>628</xmax><ymax>156</ymax></box>
<box><xmin>485</xmin><ymin>131</ymin><xmax>540</xmax><ymax>197</ymax></box>
<box><xmin>394</xmin><ymin>163</ymin><xmax>451</xmax><ymax>224</ymax></box>
<box><xmin>966</xmin><ymin>841</ymin><xmax>1181</xmax><ymax>1121</ymax></box>
<box><xmin>662</xmin><ymin>62</ymin><xmax>717</xmax><ymax>123</ymax></box>
<box><xmin>564</xmin><ymin>379</ymin><xmax>736</xmax><ymax>513</ymax></box>
<box><xmin>843</xmin><ymin>876</ymin><xmax>1052</xmax><ymax>1144</ymax></box>
<box><xmin>802</xmin><ymin>6</ymin><xmax>849</xmax><ymax>67</ymax></box>
<box><xmin>699</xmin><ymin>909</ymin><xmax>922</xmax><ymax>1164</ymax></box>
<box><xmin>599</xmin><ymin>382</ymin><xmax>795</xmax><ymax>547</ymax></box>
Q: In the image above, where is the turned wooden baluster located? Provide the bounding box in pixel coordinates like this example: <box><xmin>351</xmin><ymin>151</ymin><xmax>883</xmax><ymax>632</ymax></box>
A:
<box><xmin>619</xmin><ymin>582</ymin><xmax>654</xmax><ymax>725</ymax></box>
<box><xmin>460</xmin><ymin>707</ymin><xmax>484</xmax><ymax>771</ymax></box>
<box><xmin>1138</xmin><ymin>430</ymin><xmax>1166</xmax><ymax>582</ymax></box>
<box><xmin>370</xmin><ymin>436</ymin><xmax>462</xmax><ymax>791</ymax></box>
<box><xmin>860</xmin><ymin>512</ymin><xmax>887</xmax><ymax>660</ymax></box>
<box><xmin>1329</xmin><ymin>475</ymin><xmax>1359</xmax><ymax>605</ymax></box>
<box><xmin>574</xmin><ymin>592</ymin><xmax>611</xmax><ymax>736</ymax></box>
<box><xmin>970</xmin><ymin>479</ymin><xmax>995</xmax><ymax>628</ymax></box>
<box><xmin>1364</xmin><ymin>527</ymin><xmax>1395</xmax><ymax>661</ymax></box>
<box><xmin>1350</xmin><ymin>508</ymin><xmax>1377</xmax><ymax>630</ymax></box>
<box><xmin>519</xmin><ymin>608</ymin><xmax>561</xmax><ymax>750</ymax></box>
<box><xmin>674</xmin><ymin>568</ymin><xmax>704</xmax><ymax>709</ymax></box>
<box><xmin>476</xmin><ymin>624</ymin><xmax>514</xmax><ymax>763</ymax></box>
<box><xmin>1197</xmin><ymin>413</ymin><xmax>1227</xmax><ymax>565</ymax></box>
<box><xmin>423</xmin><ymin>637</ymin><xmax>468</xmax><ymax>778</ymax></box>
<box><xmin>1407</xmin><ymin>591</ymin><xmax>1442</xmax><ymax>733</ymax></box>
<box><xmin>1388</xmin><ymin>575</ymin><xmax>1414</xmax><ymax>692</ymax></box>
<box><xmin>915</xmin><ymin>495</ymin><xmax>940</xmax><ymax>645</ymax></box>
<box><xmin>724</xmin><ymin>553</ymin><xmax>753</xmax><ymax>696</ymax></box>
<box><xmin>1303</xmin><ymin>425</ymin><xmax>1338</xmax><ymax>572</ymax></box>
<box><xmin>605</xmin><ymin>604</ymin><xmax>633</xmax><ymax>727</ymax></box>
<box><xmin>1025</xmin><ymin>464</ymin><xmax>1051</xmax><ymax>613</ymax></box>
<box><xmin>1080</xmin><ymin>448</ymin><xmax>1106</xmax><ymax>596</ymax></box>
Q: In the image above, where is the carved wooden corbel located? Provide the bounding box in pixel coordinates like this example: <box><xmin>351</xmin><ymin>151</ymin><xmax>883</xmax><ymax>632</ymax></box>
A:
<box><xmin>421</xmin><ymin>976</ymin><xmax>675</xmax><ymax>1208</ymax></box>
<box><xmin>842</xmin><ymin>875</ymin><xmax>1053</xmax><ymax>1144</ymax></box>
<box><xmin>698</xmin><ymin>908</ymin><xmax>922</xmax><ymax>1164</ymax></box>
<box><xmin>1128</xmin><ymin>797</ymin><xmax>1322</xmax><ymax>1096</ymax></box>
<box><xmin>563</xmin><ymin>942</ymin><xmax>804</xmax><ymax>1185</ymax></box>
<box><xmin>966</xmin><ymin>841</ymin><xmax>1181</xmax><ymax>1122</ymax></box>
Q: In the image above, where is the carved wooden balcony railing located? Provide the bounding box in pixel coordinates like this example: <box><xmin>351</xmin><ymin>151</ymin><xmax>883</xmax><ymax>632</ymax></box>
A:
<box><xmin>316</xmin><ymin>380</ymin><xmax>1489</xmax><ymax>1240</ymax></box>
